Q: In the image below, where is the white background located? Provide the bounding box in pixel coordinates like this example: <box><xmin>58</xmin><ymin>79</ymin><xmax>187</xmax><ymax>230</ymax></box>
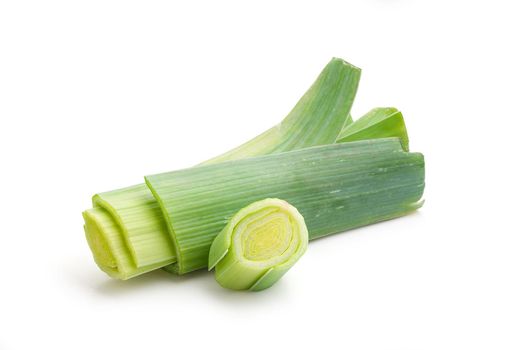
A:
<box><xmin>1</xmin><ymin>1</ymin><xmax>513</xmax><ymax>349</ymax></box>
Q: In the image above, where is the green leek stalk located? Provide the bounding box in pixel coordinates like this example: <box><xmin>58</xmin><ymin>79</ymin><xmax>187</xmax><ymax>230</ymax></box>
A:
<box><xmin>337</xmin><ymin>107</ymin><xmax>409</xmax><ymax>151</ymax></box>
<box><xmin>84</xmin><ymin>58</ymin><xmax>361</xmax><ymax>279</ymax></box>
<box><xmin>209</xmin><ymin>198</ymin><xmax>309</xmax><ymax>291</ymax></box>
<box><xmin>146</xmin><ymin>138</ymin><xmax>425</xmax><ymax>274</ymax></box>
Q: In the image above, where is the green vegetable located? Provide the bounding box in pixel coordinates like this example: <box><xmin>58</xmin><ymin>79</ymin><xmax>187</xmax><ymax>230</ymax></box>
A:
<box><xmin>83</xmin><ymin>58</ymin><xmax>361</xmax><ymax>279</ymax></box>
<box><xmin>208</xmin><ymin>198</ymin><xmax>308</xmax><ymax>291</ymax></box>
<box><xmin>337</xmin><ymin>107</ymin><xmax>409</xmax><ymax>151</ymax></box>
<box><xmin>146</xmin><ymin>138</ymin><xmax>424</xmax><ymax>274</ymax></box>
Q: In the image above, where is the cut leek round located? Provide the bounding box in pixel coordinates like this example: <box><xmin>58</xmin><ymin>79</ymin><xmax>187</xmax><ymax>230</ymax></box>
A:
<box><xmin>209</xmin><ymin>198</ymin><xmax>308</xmax><ymax>291</ymax></box>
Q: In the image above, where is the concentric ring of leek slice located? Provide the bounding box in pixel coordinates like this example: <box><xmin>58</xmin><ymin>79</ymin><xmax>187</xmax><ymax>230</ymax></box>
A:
<box><xmin>208</xmin><ymin>198</ymin><xmax>308</xmax><ymax>291</ymax></box>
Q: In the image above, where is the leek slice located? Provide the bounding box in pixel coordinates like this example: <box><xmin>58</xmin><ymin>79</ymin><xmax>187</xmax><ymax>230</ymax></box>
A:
<box><xmin>337</xmin><ymin>107</ymin><xmax>409</xmax><ymax>151</ymax></box>
<box><xmin>84</xmin><ymin>58</ymin><xmax>361</xmax><ymax>279</ymax></box>
<box><xmin>146</xmin><ymin>138</ymin><xmax>425</xmax><ymax>274</ymax></box>
<box><xmin>208</xmin><ymin>198</ymin><xmax>308</xmax><ymax>291</ymax></box>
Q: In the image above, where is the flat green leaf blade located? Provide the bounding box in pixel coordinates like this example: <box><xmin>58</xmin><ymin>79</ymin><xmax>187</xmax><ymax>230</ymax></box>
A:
<box><xmin>337</xmin><ymin>107</ymin><xmax>410</xmax><ymax>151</ymax></box>
<box><xmin>203</xmin><ymin>58</ymin><xmax>361</xmax><ymax>163</ymax></box>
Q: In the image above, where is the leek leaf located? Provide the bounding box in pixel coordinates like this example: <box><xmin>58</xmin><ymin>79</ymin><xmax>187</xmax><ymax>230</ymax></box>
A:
<box><xmin>337</xmin><ymin>107</ymin><xmax>409</xmax><ymax>151</ymax></box>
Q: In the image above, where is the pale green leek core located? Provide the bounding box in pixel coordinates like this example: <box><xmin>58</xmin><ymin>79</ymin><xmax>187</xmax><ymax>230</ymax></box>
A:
<box><xmin>146</xmin><ymin>138</ymin><xmax>424</xmax><ymax>274</ymax></box>
<box><xmin>83</xmin><ymin>57</ymin><xmax>361</xmax><ymax>279</ymax></box>
<box><xmin>83</xmin><ymin>208</ymin><xmax>167</xmax><ymax>279</ymax></box>
<box><xmin>209</xmin><ymin>198</ymin><xmax>308</xmax><ymax>291</ymax></box>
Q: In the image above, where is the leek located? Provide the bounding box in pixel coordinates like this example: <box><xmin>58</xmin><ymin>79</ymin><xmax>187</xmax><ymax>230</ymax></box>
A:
<box><xmin>146</xmin><ymin>138</ymin><xmax>425</xmax><ymax>274</ymax></box>
<box><xmin>208</xmin><ymin>198</ymin><xmax>308</xmax><ymax>291</ymax></box>
<box><xmin>83</xmin><ymin>58</ymin><xmax>361</xmax><ymax>279</ymax></box>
